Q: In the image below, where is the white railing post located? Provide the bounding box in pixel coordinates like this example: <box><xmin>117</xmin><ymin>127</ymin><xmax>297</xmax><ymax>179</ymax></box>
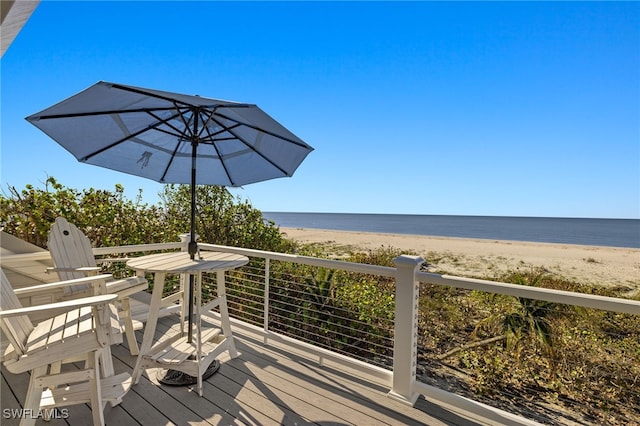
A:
<box><xmin>389</xmin><ymin>255</ymin><xmax>424</xmax><ymax>405</ymax></box>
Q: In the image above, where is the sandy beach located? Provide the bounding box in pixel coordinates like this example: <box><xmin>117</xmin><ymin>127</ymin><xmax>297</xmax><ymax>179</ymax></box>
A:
<box><xmin>281</xmin><ymin>227</ymin><xmax>640</xmax><ymax>292</ymax></box>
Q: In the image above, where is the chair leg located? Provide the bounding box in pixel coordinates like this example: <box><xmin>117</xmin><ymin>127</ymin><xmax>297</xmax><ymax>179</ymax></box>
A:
<box><xmin>120</xmin><ymin>297</ymin><xmax>139</xmax><ymax>356</ymax></box>
<box><xmin>87</xmin><ymin>351</ymin><xmax>105</xmax><ymax>426</ymax></box>
<box><xmin>99</xmin><ymin>347</ymin><xmax>115</xmax><ymax>378</ymax></box>
<box><xmin>42</xmin><ymin>362</ymin><xmax>62</xmax><ymax>421</ymax></box>
<box><xmin>99</xmin><ymin>346</ymin><xmax>125</xmax><ymax>407</ymax></box>
<box><xmin>21</xmin><ymin>365</ymin><xmax>47</xmax><ymax>426</ymax></box>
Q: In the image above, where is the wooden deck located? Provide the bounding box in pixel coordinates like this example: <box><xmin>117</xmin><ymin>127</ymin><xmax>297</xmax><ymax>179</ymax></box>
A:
<box><xmin>2</xmin><ymin>313</ymin><xmax>485</xmax><ymax>426</ymax></box>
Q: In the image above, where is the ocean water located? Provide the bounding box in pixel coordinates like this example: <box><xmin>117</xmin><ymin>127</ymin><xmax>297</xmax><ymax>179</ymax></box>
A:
<box><xmin>263</xmin><ymin>212</ymin><xmax>640</xmax><ymax>249</ymax></box>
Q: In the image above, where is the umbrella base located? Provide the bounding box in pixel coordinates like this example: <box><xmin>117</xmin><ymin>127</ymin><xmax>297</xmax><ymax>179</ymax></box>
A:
<box><xmin>157</xmin><ymin>359</ymin><xmax>220</xmax><ymax>386</ymax></box>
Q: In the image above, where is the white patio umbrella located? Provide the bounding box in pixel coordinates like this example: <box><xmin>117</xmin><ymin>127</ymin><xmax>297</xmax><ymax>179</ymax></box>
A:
<box><xmin>26</xmin><ymin>81</ymin><xmax>313</xmax><ymax>345</ymax></box>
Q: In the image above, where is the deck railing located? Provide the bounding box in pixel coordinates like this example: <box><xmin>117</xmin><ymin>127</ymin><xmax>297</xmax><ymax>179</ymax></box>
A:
<box><xmin>4</xmin><ymin>240</ymin><xmax>639</xmax><ymax>425</ymax></box>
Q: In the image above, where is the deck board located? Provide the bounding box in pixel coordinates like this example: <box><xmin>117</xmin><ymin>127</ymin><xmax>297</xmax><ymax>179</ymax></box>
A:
<box><xmin>230</xmin><ymin>344</ymin><xmax>443</xmax><ymax>426</ymax></box>
<box><xmin>1</xmin><ymin>374</ymin><xmax>22</xmax><ymax>426</ymax></box>
<box><xmin>2</xmin><ymin>314</ymin><xmax>482</xmax><ymax>426</ymax></box>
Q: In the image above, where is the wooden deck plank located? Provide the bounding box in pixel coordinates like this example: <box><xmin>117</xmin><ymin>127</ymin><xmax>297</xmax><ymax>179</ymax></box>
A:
<box><xmin>124</xmin><ymin>371</ymin><xmax>218</xmax><ymax>426</ymax></box>
<box><xmin>66</xmin><ymin>355</ymin><xmax>165</xmax><ymax>426</ymax></box>
<box><xmin>148</xmin><ymin>317</ymin><xmax>367</xmax><ymax>425</ymax></box>
<box><xmin>216</xmin><ymin>359</ymin><xmax>352</xmax><ymax>425</ymax></box>
<box><xmin>113</xmin><ymin>334</ymin><xmax>242</xmax><ymax>426</ymax></box>
<box><xmin>202</xmin><ymin>369</ymin><xmax>302</xmax><ymax>426</ymax></box>
<box><xmin>3</xmin><ymin>312</ymin><xmax>485</xmax><ymax>426</ymax></box>
<box><xmin>1</xmin><ymin>373</ymin><xmax>22</xmax><ymax>426</ymax></box>
<box><xmin>1</xmin><ymin>364</ymin><xmax>88</xmax><ymax>425</ymax></box>
<box><xmin>111</xmin><ymin>343</ymin><xmax>246</xmax><ymax>426</ymax></box>
<box><xmin>125</xmin><ymin>318</ymin><xmax>293</xmax><ymax>425</ymax></box>
<box><xmin>114</xmin><ymin>343</ymin><xmax>215</xmax><ymax>426</ymax></box>
<box><xmin>150</xmin><ymin>316</ymin><xmax>470</xmax><ymax>426</ymax></box>
<box><xmin>227</xmin><ymin>340</ymin><xmax>444</xmax><ymax>426</ymax></box>
<box><xmin>220</xmin><ymin>349</ymin><xmax>389</xmax><ymax>425</ymax></box>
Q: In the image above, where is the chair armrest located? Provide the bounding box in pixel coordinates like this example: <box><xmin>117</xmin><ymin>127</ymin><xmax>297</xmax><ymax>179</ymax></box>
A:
<box><xmin>0</xmin><ymin>294</ymin><xmax>117</xmax><ymax>318</ymax></box>
<box><xmin>46</xmin><ymin>266</ymin><xmax>101</xmax><ymax>274</ymax></box>
<box><xmin>12</xmin><ymin>274</ymin><xmax>113</xmax><ymax>296</ymax></box>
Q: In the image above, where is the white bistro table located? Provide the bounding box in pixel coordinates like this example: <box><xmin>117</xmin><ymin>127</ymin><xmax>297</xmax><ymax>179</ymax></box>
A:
<box><xmin>127</xmin><ymin>251</ymin><xmax>248</xmax><ymax>396</ymax></box>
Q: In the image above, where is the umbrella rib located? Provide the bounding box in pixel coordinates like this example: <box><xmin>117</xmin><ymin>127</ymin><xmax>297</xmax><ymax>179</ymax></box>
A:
<box><xmin>211</xmin><ymin>142</ymin><xmax>236</xmax><ymax>186</ymax></box>
<box><xmin>147</xmin><ymin>108</ymin><xmax>193</xmax><ymax>139</ymax></box>
<box><xmin>198</xmin><ymin>122</ymin><xmax>242</xmax><ymax>143</ymax></box>
<box><xmin>31</xmin><ymin>106</ymin><xmax>179</xmax><ymax>120</ymax></box>
<box><xmin>196</xmin><ymin>108</ymin><xmax>238</xmax><ymax>186</ymax></box>
<box><xmin>199</xmin><ymin>114</ymin><xmax>236</xmax><ymax>186</ymax></box>
<box><xmin>159</xmin><ymin>139</ymin><xmax>186</xmax><ymax>183</ymax></box>
<box><xmin>81</xmin><ymin>122</ymin><xmax>155</xmax><ymax>161</ymax></box>
<box><xmin>210</xmin><ymin>117</ymin><xmax>290</xmax><ymax>177</ymax></box>
<box><xmin>107</xmin><ymin>83</ymin><xmax>252</xmax><ymax>115</ymax></box>
<box><xmin>215</xmin><ymin>111</ymin><xmax>310</xmax><ymax>149</ymax></box>
<box><xmin>175</xmin><ymin>103</ymin><xmax>197</xmax><ymax>140</ymax></box>
<box><xmin>82</xmin><ymin>109</ymin><xmax>186</xmax><ymax>161</ymax></box>
<box><xmin>158</xmin><ymin>104</ymin><xmax>200</xmax><ymax>181</ymax></box>
<box><xmin>109</xmin><ymin>83</ymin><xmax>204</xmax><ymax>109</ymax></box>
<box><xmin>196</xmin><ymin>108</ymin><xmax>217</xmax><ymax>140</ymax></box>
<box><xmin>195</xmin><ymin>107</ymin><xmax>241</xmax><ymax>141</ymax></box>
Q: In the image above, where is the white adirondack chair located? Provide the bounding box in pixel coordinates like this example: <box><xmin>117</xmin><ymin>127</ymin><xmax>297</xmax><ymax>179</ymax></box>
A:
<box><xmin>0</xmin><ymin>269</ymin><xmax>132</xmax><ymax>426</ymax></box>
<box><xmin>47</xmin><ymin>217</ymin><xmax>148</xmax><ymax>355</ymax></box>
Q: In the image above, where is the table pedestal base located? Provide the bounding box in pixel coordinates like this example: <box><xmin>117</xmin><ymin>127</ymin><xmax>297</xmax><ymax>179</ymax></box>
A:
<box><xmin>157</xmin><ymin>359</ymin><xmax>220</xmax><ymax>386</ymax></box>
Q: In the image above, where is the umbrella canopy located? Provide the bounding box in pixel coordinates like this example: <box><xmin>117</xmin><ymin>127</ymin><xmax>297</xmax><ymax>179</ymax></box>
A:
<box><xmin>26</xmin><ymin>81</ymin><xmax>313</xmax><ymax>187</ymax></box>
<box><xmin>26</xmin><ymin>81</ymin><xmax>313</xmax><ymax>255</ymax></box>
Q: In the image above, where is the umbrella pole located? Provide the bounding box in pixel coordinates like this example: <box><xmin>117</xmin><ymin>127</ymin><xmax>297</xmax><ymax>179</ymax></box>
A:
<box><xmin>188</xmin><ymin>137</ymin><xmax>198</xmax><ymax>344</ymax></box>
<box><xmin>188</xmin><ymin>145</ymin><xmax>198</xmax><ymax>260</ymax></box>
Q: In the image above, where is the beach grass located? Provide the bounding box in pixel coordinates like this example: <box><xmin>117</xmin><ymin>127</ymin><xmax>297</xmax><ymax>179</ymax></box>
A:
<box><xmin>282</xmin><ymin>229</ymin><xmax>640</xmax><ymax>424</ymax></box>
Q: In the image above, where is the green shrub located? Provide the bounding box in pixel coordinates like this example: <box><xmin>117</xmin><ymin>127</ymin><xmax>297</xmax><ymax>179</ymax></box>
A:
<box><xmin>1</xmin><ymin>177</ymin><xmax>166</xmax><ymax>247</ymax></box>
<box><xmin>160</xmin><ymin>184</ymin><xmax>295</xmax><ymax>252</ymax></box>
<box><xmin>1</xmin><ymin>177</ymin><xmax>291</xmax><ymax>254</ymax></box>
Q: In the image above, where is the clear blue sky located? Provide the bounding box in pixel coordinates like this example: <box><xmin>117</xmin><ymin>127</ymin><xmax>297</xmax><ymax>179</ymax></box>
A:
<box><xmin>2</xmin><ymin>1</ymin><xmax>639</xmax><ymax>219</ymax></box>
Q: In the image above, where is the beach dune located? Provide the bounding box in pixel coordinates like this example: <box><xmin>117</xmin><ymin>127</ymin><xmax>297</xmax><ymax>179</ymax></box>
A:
<box><xmin>281</xmin><ymin>227</ymin><xmax>640</xmax><ymax>292</ymax></box>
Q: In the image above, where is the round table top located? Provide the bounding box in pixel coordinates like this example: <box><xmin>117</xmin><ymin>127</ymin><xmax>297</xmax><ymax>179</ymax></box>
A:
<box><xmin>126</xmin><ymin>251</ymin><xmax>248</xmax><ymax>274</ymax></box>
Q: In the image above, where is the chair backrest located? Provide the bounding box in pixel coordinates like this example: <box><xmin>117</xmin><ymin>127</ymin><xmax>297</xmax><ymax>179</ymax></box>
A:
<box><xmin>0</xmin><ymin>269</ymin><xmax>34</xmax><ymax>356</ymax></box>
<box><xmin>1</xmin><ymin>231</ymin><xmax>56</xmax><ymax>288</ymax></box>
<box><xmin>47</xmin><ymin>217</ymin><xmax>98</xmax><ymax>294</ymax></box>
